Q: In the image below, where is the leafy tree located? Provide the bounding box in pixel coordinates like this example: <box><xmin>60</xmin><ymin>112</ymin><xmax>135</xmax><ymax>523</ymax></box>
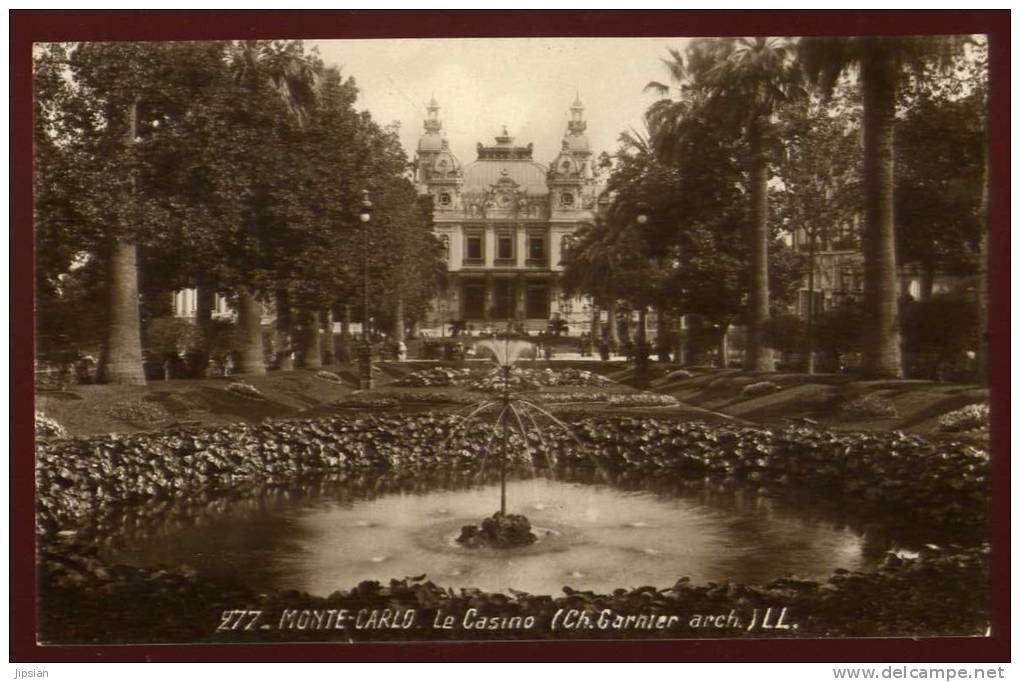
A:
<box><xmin>35</xmin><ymin>41</ymin><xmax>233</xmax><ymax>383</ymax></box>
<box><xmin>34</xmin><ymin>44</ymin><xmax>90</xmax><ymax>362</ymax></box>
<box><xmin>648</xmin><ymin>37</ymin><xmax>804</xmax><ymax>371</ymax></box>
<box><xmin>895</xmin><ymin>53</ymin><xmax>986</xmax><ymax>300</ymax></box>
<box><xmin>799</xmin><ymin>35</ymin><xmax>970</xmax><ymax>378</ymax></box>
<box><xmin>220</xmin><ymin>40</ymin><xmax>322</xmax><ymax>374</ymax></box>
<box><xmin>773</xmin><ymin>86</ymin><xmax>862</xmax><ymax>372</ymax></box>
<box><xmin>561</xmin><ymin>216</ymin><xmax>626</xmax><ymax>349</ymax></box>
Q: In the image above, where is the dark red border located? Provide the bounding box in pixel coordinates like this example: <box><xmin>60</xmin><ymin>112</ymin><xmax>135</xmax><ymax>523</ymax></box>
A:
<box><xmin>10</xmin><ymin>10</ymin><xmax>1010</xmax><ymax>663</ymax></box>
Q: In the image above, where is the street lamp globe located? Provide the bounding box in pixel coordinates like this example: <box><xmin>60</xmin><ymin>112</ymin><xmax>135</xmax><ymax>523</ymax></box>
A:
<box><xmin>635</xmin><ymin>200</ymin><xmax>650</xmax><ymax>225</ymax></box>
<box><xmin>358</xmin><ymin>189</ymin><xmax>374</xmax><ymax>390</ymax></box>
<box><xmin>360</xmin><ymin>189</ymin><xmax>373</xmax><ymax>223</ymax></box>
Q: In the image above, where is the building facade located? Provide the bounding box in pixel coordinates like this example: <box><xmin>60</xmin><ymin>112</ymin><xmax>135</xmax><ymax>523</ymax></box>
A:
<box><xmin>790</xmin><ymin>215</ymin><xmax>965</xmax><ymax>320</ymax></box>
<box><xmin>415</xmin><ymin>96</ymin><xmax>605</xmax><ymax>336</ymax></box>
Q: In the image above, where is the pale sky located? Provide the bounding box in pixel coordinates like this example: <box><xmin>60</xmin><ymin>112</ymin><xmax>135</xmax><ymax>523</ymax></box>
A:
<box><xmin>309</xmin><ymin>38</ymin><xmax>691</xmax><ymax>168</ymax></box>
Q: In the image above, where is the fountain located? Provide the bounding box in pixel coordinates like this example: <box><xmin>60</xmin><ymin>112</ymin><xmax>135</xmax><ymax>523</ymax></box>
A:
<box><xmin>446</xmin><ymin>339</ymin><xmax>578</xmax><ymax>549</ymax></box>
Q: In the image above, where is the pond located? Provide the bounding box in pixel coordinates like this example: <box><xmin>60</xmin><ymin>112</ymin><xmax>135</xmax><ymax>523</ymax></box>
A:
<box><xmin>101</xmin><ymin>472</ymin><xmax>905</xmax><ymax>596</ymax></box>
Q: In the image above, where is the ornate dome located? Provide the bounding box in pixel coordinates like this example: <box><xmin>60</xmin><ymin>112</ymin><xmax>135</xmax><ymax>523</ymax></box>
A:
<box><xmin>418</xmin><ymin>131</ymin><xmax>444</xmax><ymax>153</ymax></box>
<box><xmin>550</xmin><ymin>149</ymin><xmax>582</xmax><ymax>177</ymax></box>
<box><xmin>462</xmin><ymin>130</ymin><xmax>548</xmax><ymax>194</ymax></box>
<box><xmin>431</xmin><ymin>142</ymin><xmax>461</xmax><ymax>176</ymax></box>
<box><xmin>462</xmin><ymin>159</ymin><xmax>548</xmax><ymax>194</ymax></box>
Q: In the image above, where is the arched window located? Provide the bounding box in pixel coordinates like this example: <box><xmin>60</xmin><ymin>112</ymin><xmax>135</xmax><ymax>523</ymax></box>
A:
<box><xmin>438</xmin><ymin>192</ymin><xmax>452</xmax><ymax>207</ymax></box>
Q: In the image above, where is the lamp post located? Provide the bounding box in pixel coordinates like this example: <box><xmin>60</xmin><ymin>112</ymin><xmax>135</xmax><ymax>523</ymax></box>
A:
<box><xmin>358</xmin><ymin>189</ymin><xmax>374</xmax><ymax>390</ymax></box>
<box><xmin>634</xmin><ymin>204</ymin><xmax>651</xmax><ymax>379</ymax></box>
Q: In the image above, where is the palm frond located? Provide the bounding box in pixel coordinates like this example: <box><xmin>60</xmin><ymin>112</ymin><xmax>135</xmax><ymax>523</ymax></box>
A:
<box><xmin>644</xmin><ymin>80</ymin><xmax>671</xmax><ymax>96</ymax></box>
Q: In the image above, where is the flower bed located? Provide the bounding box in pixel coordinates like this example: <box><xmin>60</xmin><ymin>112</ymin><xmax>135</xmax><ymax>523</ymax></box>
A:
<box><xmin>226</xmin><ymin>382</ymin><xmax>265</xmax><ymax>401</ymax></box>
<box><xmin>333</xmin><ymin>396</ymin><xmax>399</xmax><ymax>409</ymax></box>
<box><xmin>527</xmin><ymin>391</ymin><xmax>606</xmax><ymax>403</ymax></box>
<box><xmin>35</xmin><ymin>414</ymin><xmax>991</xmax><ymax>642</ymax></box>
<box><xmin>392</xmin><ymin>367</ymin><xmax>474</xmax><ymax>387</ymax></box>
<box><xmin>938</xmin><ymin>403</ymin><xmax>990</xmax><ymax>432</ymax></box>
<box><xmin>106</xmin><ymin>399</ymin><xmax>171</xmax><ymax>425</ymax></box>
<box><xmin>470</xmin><ymin>367</ymin><xmax>614</xmax><ymax>392</ymax></box>
<box><xmin>608</xmin><ymin>392</ymin><xmax>679</xmax><ymax>408</ymax></box>
<box><xmin>389</xmin><ymin>392</ymin><xmax>478</xmax><ymax>405</ymax></box>
<box><xmin>35</xmin><ymin>411</ymin><xmax>68</xmax><ymax>439</ymax></box>
<box><xmin>742</xmin><ymin>381</ymin><xmax>779</xmax><ymax>397</ymax></box>
<box><xmin>527</xmin><ymin>392</ymin><xmax>679</xmax><ymax>408</ymax></box>
<box><xmin>315</xmin><ymin>370</ymin><xmax>344</xmax><ymax>384</ymax></box>
<box><xmin>392</xmin><ymin>366</ymin><xmax>614</xmax><ymax>391</ymax></box>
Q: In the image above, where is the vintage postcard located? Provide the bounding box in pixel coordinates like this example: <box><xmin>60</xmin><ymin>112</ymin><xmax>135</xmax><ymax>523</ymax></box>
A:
<box><xmin>16</xmin><ymin>10</ymin><xmax>1007</xmax><ymax>662</ymax></box>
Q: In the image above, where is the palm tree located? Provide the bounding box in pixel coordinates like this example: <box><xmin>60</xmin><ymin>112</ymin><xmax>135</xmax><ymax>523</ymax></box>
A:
<box><xmin>67</xmin><ymin>43</ymin><xmax>158</xmax><ymax>386</ymax></box>
<box><xmin>226</xmin><ymin>40</ymin><xmax>320</xmax><ymax>375</ymax></box>
<box><xmin>560</xmin><ymin>217</ymin><xmax>626</xmax><ymax>350</ymax></box>
<box><xmin>799</xmin><ymin>36</ymin><xmax>968</xmax><ymax>378</ymax></box>
<box><xmin>97</xmin><ymin>96</ymin><xmax>147</xmax><ymax>384</ymax></box>
<box><xmin>648</xmin><ymin>38</ymin><xmax>803</xmax><ymax>372</ymax></box>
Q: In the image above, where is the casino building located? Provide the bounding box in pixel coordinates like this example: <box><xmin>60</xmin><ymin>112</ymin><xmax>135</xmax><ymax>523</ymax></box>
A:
<box><xmin>414</xmin><ymin>96</ymin><xmax>605</xmax><ymax>336</ymax></box>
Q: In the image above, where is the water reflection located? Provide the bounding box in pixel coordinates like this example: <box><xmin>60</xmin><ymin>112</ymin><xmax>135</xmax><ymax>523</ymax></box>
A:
<box><xmin>94</xmin><ymin>466</ymin><xmax>953</xmax><ymax>596</ymax></box>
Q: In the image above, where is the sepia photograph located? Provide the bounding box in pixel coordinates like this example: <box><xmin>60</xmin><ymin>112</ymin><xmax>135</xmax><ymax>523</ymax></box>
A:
<box><xmin>16</xmin><ymin>10</ymin><xmax>1007</xmax><ymax>662</ymax></box>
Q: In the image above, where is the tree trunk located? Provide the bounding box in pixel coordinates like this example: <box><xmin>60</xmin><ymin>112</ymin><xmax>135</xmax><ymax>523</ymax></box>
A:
<box><xmin>590</xmin><ymin>302</ymin><xmax>601</xmax><ymax>342</ymax></box>
<box><xmin>393</xmin><ymin>294</ymin><xmax>406</xmax><ymax>342</ymax></box>
<box><xmin>336</xmin><ymin>304</ymin><xmax>353</xmax><ymax>363</ymax></box>
<box><xmin>674</xmin><ymin>316</ymin><xmax>687</xmax><ymax>365</ymax></box>
<box><xmin>275</xmin><ymin>289</ymin><xmax>293</xmax><ymax>370</ymax></box>
<box><xmin>717</xmin><ymin>323</ymin><xmax>730</xmax><ymax>369</ymax></box>
<box><xmin>300</xmin><ymin>309</ymin><xmax>322</xmax><ymax>369</ymax></box>
<box><xmin>235</xmin><ymin>290</ymin><xmax>266</xmax><ymax>375</ymax></box>
<box><xmin>607</xmin><ymin>299</ymin><xmax>620</xmax><ymax>348</ymax></box>
<box><xmin>918</xmin><ymin>264</ymin><xmax>935</xmax><ymax>302</ymax></box>
<box><xmin>805</xmin><ymin>230</ymin><xmax>817</xmax><ymax>375</ymax></box>
<box><xmin>860</xmin><ymin>43</ymin><xmax>903</xmax><ymax>378</ymax></box>
<box><xmin>321</xmin><ymin>308</ymin><xmax>334</xmax><ymax>365</ymax></box>
<box><xmin>975</xmin><ymin>132</ymin><xmax>989</xmax><ymax>384</ymax></box>
<box><xmin>98</xmin><ymin>240</ymin><xmax>146</xmax><ymax>384</ymax></box>
<box><xmin>195</xmin><ymin>285</ymin><xmax>214</xmax><ymax>336</ymax></box>
<box><xmin>656</xmin><ymin>306</ymin><xmax>671</xmax><ymax>362</ymax></box>
<box><xmin>744</xmin><ymin>116</ymin><xmax>774</xmax><ymax>372</ymax></box>
<box><xmin>98</xmin><ymin>100</ymin><xmax>145</xmax><ymax>385</ymax></box>
<box><xmin>685</xmin><ymin>315</ymin><xmax>708</xmax><ymax>366</ymax></box>
<box><xmin>193</xmin><ymin>283</ymin><xmax>215</xmax><ymax>378</ymax></box>
<box><xmin>634</xmin><ymin>306</ymin><xmax>649</xmax><ymax>374</ymax></box>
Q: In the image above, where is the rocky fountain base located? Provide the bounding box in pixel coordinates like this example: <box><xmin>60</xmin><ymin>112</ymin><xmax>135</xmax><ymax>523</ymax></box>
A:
<box><xmin>456</xmin><ymin>511</ymin><xmax>537</xmax><ymax>549</ymax></box>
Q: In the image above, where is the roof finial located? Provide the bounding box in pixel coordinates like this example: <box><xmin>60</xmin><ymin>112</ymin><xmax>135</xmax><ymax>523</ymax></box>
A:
<box><xmin>495</xmin><ymin>124</ymin><xmax>513</xmax><ymax>144</ymax></box>
<box><xmin>572</xmin><ymin>91</ymin><xmax>583</xmax><ymax>108</ymax></box>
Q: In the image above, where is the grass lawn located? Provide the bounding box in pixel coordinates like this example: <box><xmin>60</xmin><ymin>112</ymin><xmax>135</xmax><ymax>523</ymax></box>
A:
<box><xmin>35</xmin><ymin>360</ymin><xmax>988</xmax><ymax>440</ymax></box>
<box><xmin>649</xmin><ymin>367</ymin><xmax>989</xmax><ymax>440</ymax></box>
